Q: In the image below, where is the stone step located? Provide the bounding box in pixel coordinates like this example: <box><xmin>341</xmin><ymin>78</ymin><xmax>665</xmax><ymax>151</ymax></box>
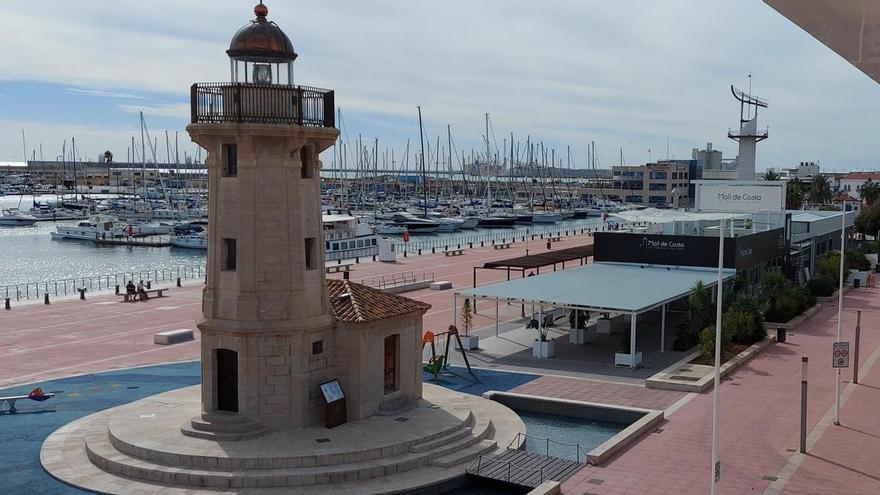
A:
<box><xmin>409</xmin><ymin>426</ymin><xmax>472</xmax><ymax>453</ymax></box>
<box><xmin>110</xmin><ymin>411</ymin><xmax>474</xmax><ymax>471</ymax></box>
<box><xmin>189</xmin><ymin>416</ymin><xmax>265</xmax><ymax>434</ymax></box>
<box><xmin>179</xmin><ymin>422</ymin><xmax>268</xmax><ymax>441</ymax></box>
<box><xmin>428</xmin><ymin>439</ymin><xmax>499</xmax><ymax>468</ymax></box>
<box><xmin>87</xmin><ymin>416</ymin><xmax>494</xmax><ymax>489</ymax></box>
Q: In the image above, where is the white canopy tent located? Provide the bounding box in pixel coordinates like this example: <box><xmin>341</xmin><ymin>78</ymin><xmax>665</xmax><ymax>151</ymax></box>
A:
<box><xmin>456</xmin><ymin>262</ymin><xmax>736</xmax><ymax>367</ymax></box>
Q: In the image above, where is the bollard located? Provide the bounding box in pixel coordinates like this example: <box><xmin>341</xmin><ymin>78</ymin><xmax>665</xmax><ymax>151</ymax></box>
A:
<box><xmin>115</xmin><ymin>284</ymin><xmax>120</xmax><ymax>295</ymax></box>
<box><xmin>5</xmin><ymin>297</ymin><xmax>10</xmax><ymax>310</ymax></box>
<box><xmin>418</xmin><ymin>248</ymin><xmax>422</xmax><ymax>255</ymax></box>
<box><xmin>404</xmin><ymin>250</ymin><xmax>408</xmax><ymax>258</ymax></box>
<box><xmin>44</xmin><ymin>293</ymin><xmax>50</xmax><ymax>305</ymax></box>
<box><xmin>372</xmin><ymin>254</ymin><xmax>376</xmax><ymax>262</ymax></box>
<box><xmin>79</xmin><ymin>288</ymin><xmax>86</xmax><ymax>300</ymax></box>
<box><xmin>546</xmin><ymin>241</ymin><xmax>551</xmax><ymax>250</ymax></box>
<box><xmin>337</xmin><ymin>259</ymin><xmax>342</xmax><ymax>265</ymax></box>
<box><xmin>356</xmin><ymin>257</ymin><xmax>360</xmax><ymax>264</ymax></box>
<box><xmin>177</xmin><ymin>277</ymin><xmax>182</xmax><ymax>287</ymax></box>
<box><xmin>457</xmin><ymin>243</ymin><xmax>461</xmax><ymax>249</ymax></box>
<box><xmin>469</xmin><ymin>242</ymin><xmax>473</xmax><ymax>248</ymax></box>
<box><xmin>481</xmin><ymin>241</ymin><xmax>484</xmax><ymax>247</ymax></box>
<box><xmin>445</xmin><ymin>245</ymin><xmax>448</xmax><ymax>251</ymax></box>
<box><xmin>540</xmin><ymin>233</ymin><xmax>544</xmax><ymax>239</ymax></box>
<box><xmin>800</xmin><ymin>356</ymin><xmax>808</xmax><ymax>453</ymax></box>
<box><xmin>432</xmin><ymin>247</ymin><xmax>435</xmax><ymax>254</ymax></box>
<box><xmin>854</xmin><ymin>310</ymin><xmax>862</xmax><ymax>384</ymax></box>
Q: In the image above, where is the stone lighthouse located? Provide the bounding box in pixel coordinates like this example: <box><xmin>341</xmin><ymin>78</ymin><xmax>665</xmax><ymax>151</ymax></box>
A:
<box><xmin>188</xmin><ymin>1</ymin><xmax>340</xmax><ymax>431</ymax></box>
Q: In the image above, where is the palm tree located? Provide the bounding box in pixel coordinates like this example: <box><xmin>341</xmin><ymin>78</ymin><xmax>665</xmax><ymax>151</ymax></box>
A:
<box><xmin>103</xmin><ymin>150</ymin><xmax>113</xmax><ymax>163</ymax></box>
<box><xmin>786</xmin><ymin>177</ymin><xmax>805</xmax><ymax>209</ymax></box>
<box><xmin>809</xmin><ymin>175</ymin><xmax>833</xmax><ymax>204</ymax></box>
<box><xmin>859</xmin><ymin>179</ymin><xmax>880</xmax><ymax>206</ymax></box>
<box><xmin>762</xmin><ymin>169</ymin><xmax>781</xmax><ymax>181</ymax></box>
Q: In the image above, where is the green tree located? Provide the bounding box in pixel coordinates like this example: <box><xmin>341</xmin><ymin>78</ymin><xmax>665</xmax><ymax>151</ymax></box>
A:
<box><xmin>460</xmin><ymin>299</ymin><xmax>473</xmax><ymax>336</ymax></box>
<box><xmin>700</xmin><ymin>325</ymin><xmax>732</xmax><ymax>361</ymax></box>
<box><xmin>855</xmin><ymin>201</ymin><xmax>880</xmax><ymax>238</ymax></box>
<box><xmin>786</xmin><ymin>178</ymin><xmax>806</xmax><ymax>210</ymax></box>
<box><xmin>758</xmin><ymin>272</ymin><xmax>808</xmax><ymax>322</ymax></box>
<box><xmin>816</xmin><ymin>251</ymin><xmax>843</xmax><ymax>288</ymax></box>
<box><xmin>762</xmin><ymin>169</ymin><xmax>781</xmax><ymax>181</ymax></box>
<box><xmin>860</xmin><ymin>179</ymin><xmax>880</xmax><ymax>206</ymax></box>
<box><xmin>809</xmin><ymin>175</ymin><xmax>833</xmax><ymax>204</ymax></box>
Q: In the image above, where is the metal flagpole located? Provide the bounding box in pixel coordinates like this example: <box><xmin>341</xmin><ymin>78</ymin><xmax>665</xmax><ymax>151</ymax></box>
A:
<box><xmin>710</xmin><ymin>217</ymin><xmax>725</xmax><ymax>494</ymax></box>
<box><xmin>835</xmin><ymin>203</ymin><xmax>846</xmax><ymax>425</ymax></box>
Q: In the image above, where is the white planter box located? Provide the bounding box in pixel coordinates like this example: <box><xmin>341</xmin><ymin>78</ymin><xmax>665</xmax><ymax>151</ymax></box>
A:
<box><xmin>456</xmin><ymin>335</ymin><xmax>479</xmax><ymax>350</ymax></box>
<box><xmin>569</xmin><ymin>327</ymin><xmax>587</xmax><ymax>344</ymax></box>
<box><xmin>615</xmin><ymin>351</ymin><xmax>643</xmax><ymax>367</ymax></box>
<box><xmin>596</xmin><ymin>318</ymin><xmax>612</xmax><ymax>334</ymax></box>
<box><xmin>532</xmin><ymin>339</ymin><xmax>555</xmax><ymax>359</ymax></box>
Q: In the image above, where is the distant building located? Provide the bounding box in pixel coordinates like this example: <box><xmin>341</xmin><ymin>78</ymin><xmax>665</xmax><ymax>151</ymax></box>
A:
<box><xmin>576</xmin><ymin>161</ymin><xmax>690</xmax><ymax>207</ymax></box>
<box><xmin>839</xmin><ymin>172</ymin><xmax>880</xmax><ymax>200</ymax></box>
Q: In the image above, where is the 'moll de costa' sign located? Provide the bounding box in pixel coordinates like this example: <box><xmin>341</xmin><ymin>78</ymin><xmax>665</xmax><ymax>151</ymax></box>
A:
<box><xmin>694</xmin><ymin>180</ymin><xmax>786</xmax><ymax>213</ymax></box>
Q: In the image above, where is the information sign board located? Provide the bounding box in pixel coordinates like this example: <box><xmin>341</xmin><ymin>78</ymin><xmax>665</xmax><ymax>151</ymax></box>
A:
<box><xmin>832</xmin><ymin>341</ymin><xmax>850</xmax><ymax>368</ymax></box>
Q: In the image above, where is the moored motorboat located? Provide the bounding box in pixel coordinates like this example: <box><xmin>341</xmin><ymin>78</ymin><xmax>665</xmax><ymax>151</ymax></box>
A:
<box><xmin>0</xmin><ymin>208</ymin><xmax>38</xmax><ymax>226</ymax></box>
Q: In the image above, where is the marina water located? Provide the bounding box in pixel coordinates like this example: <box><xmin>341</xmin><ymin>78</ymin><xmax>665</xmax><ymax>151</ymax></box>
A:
<box><xmin>1</xmin><ymin>195</ymin><xmax>607</xmax><ymax>289</ymax></box>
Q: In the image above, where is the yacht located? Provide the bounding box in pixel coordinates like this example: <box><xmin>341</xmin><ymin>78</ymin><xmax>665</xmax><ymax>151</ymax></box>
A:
<box><xmin>383</xmin><ymin>212</ymin><xmax>439</xmax><ymax>234</ymax></box>
<box><xmin>323</xmin><ymin>211</ymin><xmax>380</xmax><ymax>261</ymax></box>
<box><xmin>477</xmin><ymin>214</ymin><xmax>517</xmax><ymax>228</ymax></box>
<box><xmin>532</xmin><ymin>212</ymin><xmax>562</xmax><ymax>224</ymax></box>
<box><xmin>51</xmin><ymin>215</ymin><xmax>126</xmax><ymax>240</ymax></box>
<box><xmin>0</xmin><ymin>208</ymin><xmax>38</xmax><ymax>226</ymax></box>
<box><xmin>128</xmin><ymin>221</ymin><xmax>174</xmax><ymax>236</ymax></box>
<box><xmin>170</xmin><ymin>231</ymin><xmax>208</xmax><ymax>250</ymax></box>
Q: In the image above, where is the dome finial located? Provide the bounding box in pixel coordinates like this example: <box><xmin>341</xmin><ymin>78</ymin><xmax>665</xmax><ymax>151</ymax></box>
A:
<box><xmin>254</xmin><ymin>2</ymin><xmax>268</xmax><ymax>19</ymax></box>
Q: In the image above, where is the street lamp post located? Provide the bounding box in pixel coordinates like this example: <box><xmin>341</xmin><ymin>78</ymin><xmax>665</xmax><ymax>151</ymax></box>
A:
<box><xmin>710</xmin><ymin>217</ymin><xmax>725</xmax><ymax>494</ymax></box>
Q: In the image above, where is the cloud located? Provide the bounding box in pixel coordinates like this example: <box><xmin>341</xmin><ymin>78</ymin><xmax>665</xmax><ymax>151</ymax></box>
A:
<box><xmin>0</xmin><ymin>1</ymin><xmax>879</xmax><ymax>170</ymax></box>
<box><xmin>116</xmin><ymin>103</ymin><xmax>190</xmax><ymax>120</ymax></box>
<box><xmin>66</xmin><ymin>88</ymin><xmax>145</xmax><ymax>99</ymax></box>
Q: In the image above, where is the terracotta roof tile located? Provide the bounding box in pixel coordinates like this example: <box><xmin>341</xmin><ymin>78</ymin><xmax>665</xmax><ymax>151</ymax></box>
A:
<box><xmin>841</xmin><ymin>172</ymin><xmax>880</xmax><ymax>181</ymax></box>
<box><xmin>327</xmin><ymin>279</ymin><xmax>430</xmax><ymax>323</ymax></box>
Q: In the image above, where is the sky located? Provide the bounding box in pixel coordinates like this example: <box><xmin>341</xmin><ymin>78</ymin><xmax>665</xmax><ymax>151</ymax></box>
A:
<box><xmin>1</xmin><ymin>0</ymin><xmax>879</xmax><ymax>172</ymax></box>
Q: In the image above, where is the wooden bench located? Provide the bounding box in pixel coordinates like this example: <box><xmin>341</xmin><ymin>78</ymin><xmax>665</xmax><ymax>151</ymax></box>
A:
<box><xmin>443</xmin><ymin>248</ymin><xmax>465</xmax><ymax>257</ymax></box>
<box><xmin>493</xmin><ymin>243</ymin><xmax>511</xmax><ymax>250</ymax></box>
<box><xmin>119</xmin><ymin>288</ymin><xmax>167</xmax><ymax>302</ymax></box>
<box><xmin>325</xmin><ymin>263</ymin><xmax>353</xmax><ymax>274</ymax></box>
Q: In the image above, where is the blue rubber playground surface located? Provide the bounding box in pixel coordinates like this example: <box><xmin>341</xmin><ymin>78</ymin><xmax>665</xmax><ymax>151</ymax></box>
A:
<box><xmin>0</xmin><ymin>362</ymin><xmax>537</xmax><ymax>495</ymax></box>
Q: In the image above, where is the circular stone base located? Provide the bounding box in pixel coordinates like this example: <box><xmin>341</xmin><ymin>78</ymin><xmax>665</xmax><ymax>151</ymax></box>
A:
<box><xmin>41</xmin><ymin>384</ymin><xmax>524</xmax><ymax>494</ymax></box>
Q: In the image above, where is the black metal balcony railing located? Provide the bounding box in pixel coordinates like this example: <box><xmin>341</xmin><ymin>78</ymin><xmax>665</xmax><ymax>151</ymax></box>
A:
<box><xmin>190</xmin><ymin>82</ymin><xmax>335</xmax><ymax>127</ymax></box>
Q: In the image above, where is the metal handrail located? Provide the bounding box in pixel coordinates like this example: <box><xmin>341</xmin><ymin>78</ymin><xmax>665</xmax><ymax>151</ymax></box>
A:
<box><xmin>467</xmin><ymin>454</ymin><xmax>546</xmax><ymax>484</ymax></box>
<box><xmin>2</xmin><ymin>264</ymin><xmax>205</xmax><ymax>302</ymax></box>
<box><xmin>508</xmin><ymin>432</ymin><xmax>587</xmax><ymax>464</ymax></box>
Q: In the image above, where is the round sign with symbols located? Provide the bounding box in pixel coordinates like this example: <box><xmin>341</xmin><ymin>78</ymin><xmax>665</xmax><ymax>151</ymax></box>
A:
<box><xmin>838</xmin><ymin>358</ymin><xmax>845</xmax><ymax>366</ymax></box>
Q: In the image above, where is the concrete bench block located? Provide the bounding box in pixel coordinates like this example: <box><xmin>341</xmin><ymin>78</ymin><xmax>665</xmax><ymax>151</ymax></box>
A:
<box><xmin>429</xmin><ymin>281</ymin><xmax>453</xmax><ymax>290</ymax></box>
<box><xmin>154</xmin><ymin>329</ymin><xmax>194</xmax><ymax>345</ymax></box>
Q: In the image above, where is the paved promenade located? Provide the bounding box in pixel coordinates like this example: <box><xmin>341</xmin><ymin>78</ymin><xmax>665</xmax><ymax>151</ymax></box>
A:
<box><xmin>559</xmin><ymin>287</ymin><xmax>880</xmax><ymax>495</ymax></box>
<box><xmin>4</xmin><ymin>232</ymin><xmax>880</xmax><ymax>494</ymax></box>
<box><xmin>0</xmin><ymin>231</ymin><xmax>590</xmax><ymax>388</ymax></box>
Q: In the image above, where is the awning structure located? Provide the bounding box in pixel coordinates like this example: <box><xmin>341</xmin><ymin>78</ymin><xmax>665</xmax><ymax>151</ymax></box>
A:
<box><xmin>456</xmin><ymin>262</ymin><xmax>735</xmax><ymax>368</ymax></box>
<box><xmin>459</xmin><ymin>262</ymin><xmax>735</xmax><ymax>314</ymax></box>
<box><xmin>482</xmin><ymin>245</ymin><xmax>594</xmax><ymax>271</ymax></box>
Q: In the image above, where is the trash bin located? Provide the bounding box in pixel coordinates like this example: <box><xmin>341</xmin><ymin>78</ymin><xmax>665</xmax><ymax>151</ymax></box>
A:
<box><xmin>854</xmin><ymin>278</ymin><xmax>862</xmax><ymax>289</ymax></box>
<box><xmin>777</xmin><ymin>327</ymin><xmax>786</xmax><ymax>343</ymax></box>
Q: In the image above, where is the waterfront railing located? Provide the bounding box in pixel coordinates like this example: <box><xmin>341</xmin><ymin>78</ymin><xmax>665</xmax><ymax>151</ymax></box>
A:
<box><xmin>2</xmin><ymin>265</ymin><xmax>206</xmax><ymax>302</ymax></box>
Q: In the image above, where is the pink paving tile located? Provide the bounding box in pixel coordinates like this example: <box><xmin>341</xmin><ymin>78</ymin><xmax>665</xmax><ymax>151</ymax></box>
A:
<box><xmin>556</xmin><ymin>288</ymin><xmax>880</xmax><ymax>494</ymax></box>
